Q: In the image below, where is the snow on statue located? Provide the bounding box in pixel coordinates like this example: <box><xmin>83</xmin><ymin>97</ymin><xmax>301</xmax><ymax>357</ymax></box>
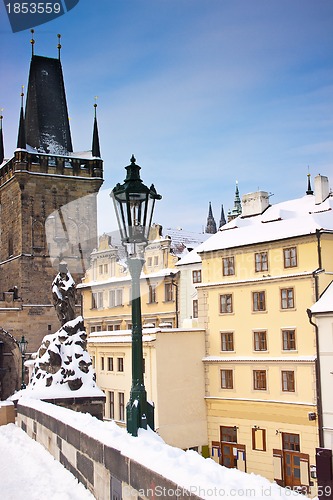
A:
<box><xmin>12</xmin><ymin>262</ymin><xmax>101</xmax><ymax>398</ymax></box>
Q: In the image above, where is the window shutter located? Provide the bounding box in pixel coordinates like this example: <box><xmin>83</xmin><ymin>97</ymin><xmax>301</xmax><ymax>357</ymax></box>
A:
<box><xmin>273</xmin><ymin>449</ymin><xmax>284</xmax><ymax>486</ymax></box>
<box><xmin>299</xmin><ymin>453</ymin><xmax>310</xmax><ymax>488</ymax></box>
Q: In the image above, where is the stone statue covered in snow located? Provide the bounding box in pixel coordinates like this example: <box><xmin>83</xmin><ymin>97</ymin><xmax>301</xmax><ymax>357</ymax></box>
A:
<box><xmin>52</xmin><ymin>262</ymin><xmax>76</xmax><ymax>325</ymax></box>
<box><xmin>27</xmin><ymin>264</ymin><xmax>98</xmax><ymax>394</ymax></box>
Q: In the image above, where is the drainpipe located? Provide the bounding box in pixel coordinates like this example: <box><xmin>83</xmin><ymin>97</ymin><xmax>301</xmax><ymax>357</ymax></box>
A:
<box><xmin>170</xmin><ymin>273</ymin><xmax>179</xmax><ymax>328</ymax></box>
<box><xmin>307</xmin><ymin>308</ymin><xmax>324</xmax><ymax>448</ymax></box>
<box><xmin>316</xmin><ymin>229</ymin><xmax>322</xmax><ymax>271</ymax></box>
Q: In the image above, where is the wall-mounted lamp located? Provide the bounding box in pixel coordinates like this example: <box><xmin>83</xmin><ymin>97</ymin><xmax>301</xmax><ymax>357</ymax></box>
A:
<box><xmin>308</xmin><ymin>412</ymin><xmax>317</xmax><ymax>421</ymax></box>
<box><xmin>276</xmin><ymin>429</ymin><xmax>282</xmax><ymax>435</ymax></box>
<box><xmin>253</xmin><ymin>425</ymin><xmax>261</xmax><ymax>431</ymax></box>
<box><xmin>310</xmin><ymin>465</ymin><xmax>317</xmax><ymax>479</ymax></box>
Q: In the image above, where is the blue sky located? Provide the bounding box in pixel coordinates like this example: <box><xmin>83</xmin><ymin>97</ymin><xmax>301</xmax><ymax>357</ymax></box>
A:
<box><xmin>1</xmin><ymin>0</ymin><xmax>333</xmax><ymax>233</ymax></box>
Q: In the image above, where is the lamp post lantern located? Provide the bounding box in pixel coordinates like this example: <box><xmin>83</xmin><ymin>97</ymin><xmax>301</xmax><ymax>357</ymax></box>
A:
<box><xmin>111</xmin><ymin>155</ymin><xmax>161</xmax><ymax>436</ymax></box>
<box><xmin>18</xmin><ymin>335</ymin><xmax>28</xmax><ymax>389</ymax></box>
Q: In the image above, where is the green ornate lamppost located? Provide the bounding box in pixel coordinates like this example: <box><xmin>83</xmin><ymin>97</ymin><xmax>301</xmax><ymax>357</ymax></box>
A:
<box><xmin>111</xmin><ymin>155</ymin><xmax>161</xmax><ymax>436</ymax></box>
<box><xmin>18</xmin><ymin>335</ymin><xmax>28</xmax><ymax>389</ymax></box>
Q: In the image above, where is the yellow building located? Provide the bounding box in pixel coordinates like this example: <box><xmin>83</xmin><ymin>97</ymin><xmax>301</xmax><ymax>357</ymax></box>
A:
<box><xmin>179</xmin><ymin>175</ymin><xmax>333</xmax><ymax>495</ymax></box>
<box><xmin>79</xmin><ymin>225</ymin><xmax>208</xmax><ymax>450</ymax></box>
<box><xmin>87</xmin><ymin>326</ymin><xmax>208</xmax><ymax>451</ymax></box>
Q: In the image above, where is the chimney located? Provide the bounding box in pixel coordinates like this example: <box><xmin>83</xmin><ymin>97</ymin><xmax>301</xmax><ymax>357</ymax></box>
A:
<box><xmin>241</xmin><ymin>191</ymin><xmax>270</xmax><ymax>217</ymax></box>
<box><xmin>314</xmin><ymin>175</ymin><xmax>330</xmax><ymax>205</ymax></box>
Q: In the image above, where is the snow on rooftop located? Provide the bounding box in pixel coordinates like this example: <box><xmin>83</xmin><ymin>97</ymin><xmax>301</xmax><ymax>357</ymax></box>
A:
<box><xmin>178</xmin><ymin>194</ymin><xmax>333</xmax><ymax>265</ymax></box>
<box><xmin>16</xmin><ymin>398</ymin><xmax>300</xmax><ymax>499</ymax></box>
<box><xmin>310</xmin><ymin>280</ymin><xmax>333</xmax><ymax>314</ymax></box>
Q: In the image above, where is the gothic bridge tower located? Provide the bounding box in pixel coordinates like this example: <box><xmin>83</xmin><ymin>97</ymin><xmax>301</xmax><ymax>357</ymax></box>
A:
<box><xmin>0</xmin><ymin>36</ymin><xmax>104</xmax><ymax>361</ymax></box>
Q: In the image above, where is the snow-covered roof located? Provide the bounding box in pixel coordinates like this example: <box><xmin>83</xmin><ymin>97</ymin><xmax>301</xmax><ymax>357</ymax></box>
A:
<box><xmin>78</xmin><ymin>268</ymin><xmax>178</xmax><ymax>289</ymax></box>
<box><xmin>88</xmin><ymin>329</ymin><xmax>157</xmax><ymax>344</ymax></box>
<box><xmin>310</xmin><ymin>281</ymin><xmax>333</xmax><ymax>314</ymax></box>
<box><xmin>179</xmin><ymin>194</ymin><xmax>333</xmax><ymax>264</ymax></box>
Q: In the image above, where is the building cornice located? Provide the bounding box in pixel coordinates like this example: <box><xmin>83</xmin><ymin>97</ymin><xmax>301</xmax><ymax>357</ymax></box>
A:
<box><xmin>196</xmin><ymin>270</ymin><xmax>314</xmax><ymax>289</ymax></box>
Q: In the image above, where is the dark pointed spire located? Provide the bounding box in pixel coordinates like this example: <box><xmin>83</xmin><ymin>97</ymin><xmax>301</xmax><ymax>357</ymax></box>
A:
<box><xmin>205</xmin><ymin>202</ymin><xmax>217</xmax><ymax>234</ymax></box>
<box><xmin>92</xmin><ymin>101</ymin><xmax>101</xmax><ymax>158</ymax></box>
<box><xmin>306</xmin><ymin>171</ymin><xmax>313</xmax><ymax>195</ymax></box>
<box><xmin>17</xmin><ymin>88</ymin><xmax>26</xmax><ymax>150</ymax></box>
<box><xmin>0</xmin><ymin>113</ymin><xmax>4</xmax><ymax>164</ymax></box>
<box><xmin>25</xmin><ymin>53</ymin><xmax>73</xmax><ymax>153</ymax></box>
<box><xmin>219</xmin><ymin>204</ymin><xmax>226</xmax><ymax>228</ymax></box>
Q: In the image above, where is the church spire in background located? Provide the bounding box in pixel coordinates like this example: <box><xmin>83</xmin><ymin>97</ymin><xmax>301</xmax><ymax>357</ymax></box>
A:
<box><xmin>205</xmin><ymin>202</ymin><xmax>217</xmax><ymax>234</ymax></box>
<box><xmin>219</xmin><ymin>204</ymin><xmax>226</xmax><ymax>229</ymax></box>
<box><xmin>17</xmin><ymin>88</ymin><xmax>26</xmax><ymax>150</ymax></box>
<box><xmin>92</xmin><ymin>100</ymin><xmax>101</xmax><ymax>158</ymax></box>
<box><xmin>306</xmin><ymin>171</ymin><xmax>314</xmax><ymax>195</ymax></box>
<box><xmin>228</xmin><ymin>181</ymin><xmax>242</xmax><ymax>222</ymax></box>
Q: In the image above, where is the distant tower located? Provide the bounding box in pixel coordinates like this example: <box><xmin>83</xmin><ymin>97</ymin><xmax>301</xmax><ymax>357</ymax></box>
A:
<box><xmin>219</xmin><ymin>204</ymin><xmax>226</xmax><ymax>229</ymax></box>
<box><xmin>0</xmin><ymin>37</ymin><xmax>104</xmax><ymax>352</ymax></box>
<box><xmin>228</xmin><ymin>181</ymin><xmax>242</xmax><ymax>222</ymax></box>
<box><xmin>306</xmin><ymin>172</ymin><xmax>314</xmax><ymax>195</ymax></box>
<box><xmin>205</xmin><ymin>202</ymin><xmax>217</xmax><ymax>234</ymax></box>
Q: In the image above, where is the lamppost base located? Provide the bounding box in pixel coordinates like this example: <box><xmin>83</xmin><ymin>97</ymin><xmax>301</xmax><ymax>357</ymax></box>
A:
<box><xmin>126</xmin><ymin>399</ymin><xmax>155</xmax><ymax>437</ymax></box>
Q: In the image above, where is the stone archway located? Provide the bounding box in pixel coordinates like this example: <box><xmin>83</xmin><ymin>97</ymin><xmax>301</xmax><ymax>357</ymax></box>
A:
<box><xmin>0</xmin><ymin>327</ymin><xmax>21</xmax><ymax>400</ymax></box>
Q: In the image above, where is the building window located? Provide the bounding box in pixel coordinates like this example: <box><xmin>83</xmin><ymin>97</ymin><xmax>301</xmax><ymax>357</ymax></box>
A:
<box><xmin>223</xmin><ymin>257</ymin><xmax>235</xmax><ymax>276</ymax></box>
<box><xmin>282</xmin><ymin>329</ymin><xmax>296</xmax><ymax>350</ymax></box>
<box><xmin>107</xmin><ymin>357</ymin><xmax>114</xmax><ymax>371</ymax></box>
<box><xmin>148</xmin><ymin>284</ymin><xmax>157</xmax><ymax>303</ymax></box>
<box><xmin>109</xmin><ymin>289</ymin><xmax>123</xmax><ymax>307</ymax></box>
<box><xmin>283</xmin><ymin>247</ymin><xmax>297</xmax><ymax>268</ymax></box>
<box><xmin>117</xmin><ymin>357</ymin><xmax>124</xmax><ymax>372</ymax></box>
<box><xmin>109</xmin><ymin>391</ymin><xmax>114</xmax><ymax>419</ymax></box>
<box><xmin>99</xmin><ymin>264</ymin><xmax>103</xmax><ymax>274</ymax></box>
<box><xmin>104</xmin><ymin>264</ymin><xmax>108</xmax><ymax>274</ymax></box>
<box><xmin>221</xmin><ymin>369</ymin><xmax>233</xmax><ymax>389</ymax></box>
<box><xmin>252</xmin><ymin>291</ymin><xmax>266</xmax><ymax>312</ymax></box>
<box><xmin>154</xmin><ymin>256</ymin><xmax>159</xmax><ymax>266</ymax></box>
<box><xmin>252</xmin><ymin>428</ymin><xmax>266</xmax><ymax>451</ymax></box>
<box><xmin>253</xmin><ymin>370</ymin><xmax>267</xmax><ymax>390</ymax></box>
<box><xmin>91</xmin><ymin>291</ymin><xmax>103</xmax><ymax>309</ymax></box>
<box><xmin>282</xmin><ymin>432</ymin><xmax>300</xmax><ymax>451</ymax></box>
<box><xmin>164</xmin><ymin>283</ymin><xmax>173</xmax><ymax>302</ymax></box>
<box><xmin>281</xmin><ymin>288</ymin><xmax>294</xmax><ymax>309</ymax></box>
<box><xmin>101</xmin><ymin>356</ymin><xmax>105</xmax><ymax>371</ymax></box>
<box><xmin>255</xmin><ymin>252</ymin><xmax>268</xmax><ymax>272</ymax></box>
<box><xmin>282</xmin><ymin>371</ymin><xmax>295</xmax><ymax>392</ymax></box>
<box><xmin>220</xmin><ymin>294</ymin><xmax>233</xmax><ymax>314</ymax></box>
<box><xmin>119</xmin><ymin>392</ymin><xmax>125</xmax><ymax>421</ymax></box>
<box><xmin>254</xmin><ymin>331</ymin><xmax>267</xmax><ymax>351</ymax></box>
<box><xmin>193</xmin><ymin>299</ymin><xmax>198</xmax><ymax>318</ymax></box>
<box><xmin>192</xmin><ymin>270</ymin><xmax>202</xmax><ymax>283</ymax></box>
<box><xmin>147</xmin><ymin>257</ymin><xmax>152</xmax><ymax>267</ymax></box>
<box><xmin>221</xmin><ymin>332</ymin><xmax>234</xmax><ymax>351</ymax></box>
<box><xmin>107</xmin><ymin>324</ymin><xmax>121</xmax><ymax>331</ymax></box>
<box><xmin>90</xmin><ymin>326</ymin><xmax>96</xmax><ymax>333</ymax></box>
